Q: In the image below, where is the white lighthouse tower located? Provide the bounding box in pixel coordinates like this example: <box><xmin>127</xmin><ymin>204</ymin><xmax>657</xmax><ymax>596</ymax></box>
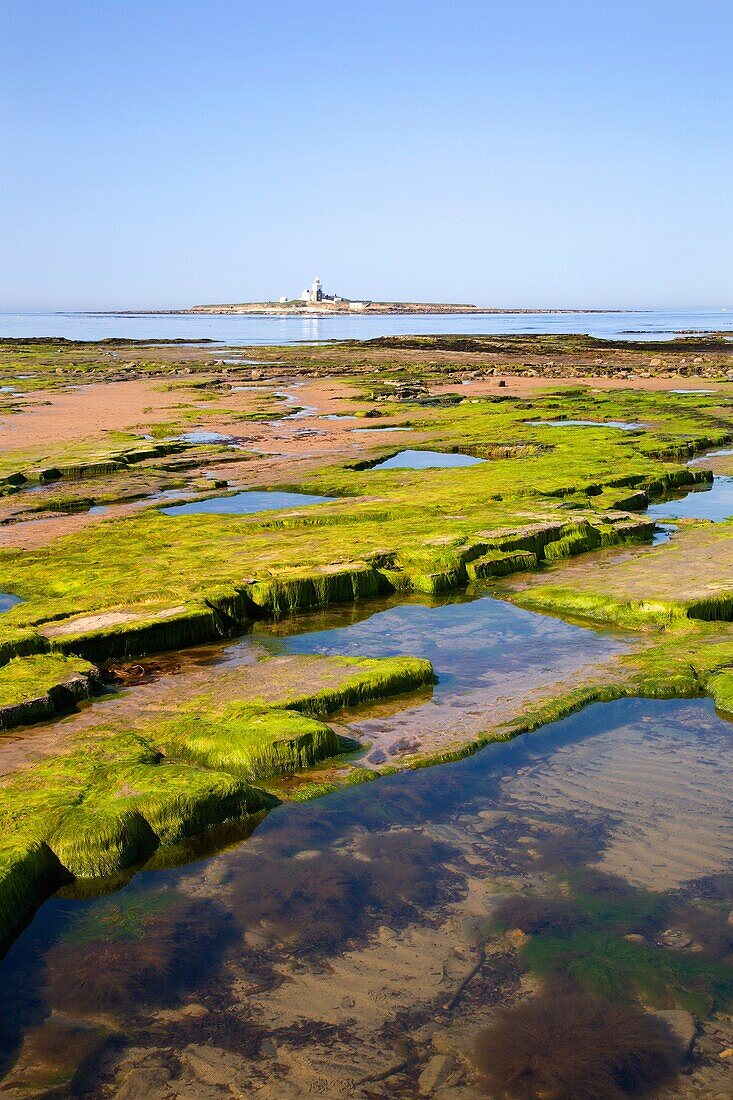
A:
<box><xmin>300</xmin><ymin>277</ymin><xmax>323</xmax><ymax>303</ymax></box>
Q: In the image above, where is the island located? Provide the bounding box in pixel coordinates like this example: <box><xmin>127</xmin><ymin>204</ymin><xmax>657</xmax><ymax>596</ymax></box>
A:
<box><xmin>183</xmin><ymin>275</ymin><xmax>594</xmax><ymax>315</ymax></box>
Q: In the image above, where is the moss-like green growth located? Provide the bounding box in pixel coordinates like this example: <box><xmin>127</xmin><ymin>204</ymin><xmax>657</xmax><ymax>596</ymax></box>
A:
<box><xmin>706</xmin><ymin>670</ymin><xmax>733</xmax><ymax>715</ymax></box>
<box><xmin>0</xmin><ymin>653</ymin><xmax>100</xmax><ymax>729</ymax></box>
<box><xmin>282</xmin><ymin>655</ymin><xmax>435</xmax><ymax>715</ymax></box>
<box><xmin>467</xmin><ymin>548</ymin><xmax>537</xmax><ymax>578</ymax></box>
<box><xmin>154</xmin><ymin>706</ymin><xmax>339</xmax><ymax>781</ymax></box>
<box><xmin>515</xmin><ymin>586</ymin><xmax>688</xmax><ymax>628</ymax></box>
<box><xmin>0</xmin><ymin>729</ymin><xmax>265</xmax><ymax>944</ymax></box>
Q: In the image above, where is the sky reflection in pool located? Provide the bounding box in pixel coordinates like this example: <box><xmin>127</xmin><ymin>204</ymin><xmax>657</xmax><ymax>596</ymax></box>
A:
<box><xmin>174</xmin><ymin>430</ymin><xmax>236</xmax><ymax>445</ymax></box>
<box><xmin>0</xmin><ymin>594</ymin><xmax>20</xmax><ymax>613</ymax></box>
<box><xmin>351</xmin><ymin>426</ymin><xmax>412</xmax><ymax>434</ymax></box>
<box><xmin>646</xmin><ymin>476</ymin><xmax>733</xmax><ymax>522</ymax></box>
<box><xmin>161</xmin><ymin>490</ymin><xmax>337</xmax><ymax>516</ymax></box>
<box><xmin>527</xmin><ymin>419</ymin><xmax>646</xmax><ymax>430</ymax></box>
<box><xmin>370</xmin><ymin>448</ymin><xmax>483</xmax><ymax>469</ymax></box>
<box><xmin>257</xmin><ymin>593</ymin><xmax>628</xmax><ymax>760</ymax></box>
<box><xmin>689</xmin><ymin>448</ymin><xmax>733</xmax><ymax>465</ymax></box>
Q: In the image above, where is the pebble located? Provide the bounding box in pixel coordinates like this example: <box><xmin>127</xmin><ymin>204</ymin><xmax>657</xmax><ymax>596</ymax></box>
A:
<box><xmin>418</xmin><ymin>1054</ymin><xmax>455</xmax><ymax>1096</ymax></box>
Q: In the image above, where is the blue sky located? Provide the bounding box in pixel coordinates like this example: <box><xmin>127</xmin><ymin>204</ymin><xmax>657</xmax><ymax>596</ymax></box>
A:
<box><xmin>1</xmin><ymin>0</ymin><xmax>730</xmax><ymax>310</ymax></box>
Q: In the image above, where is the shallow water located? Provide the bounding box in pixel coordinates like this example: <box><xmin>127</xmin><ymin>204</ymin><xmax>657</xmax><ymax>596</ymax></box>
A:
<box><xmin>174</xmin><ymin>429</ymin><xmax>237</xmax><ymax>445</ymax></box>
<box><xmin>651</xmin><ymin>522</ymin><xmax>679</xmax><ymax>546</ymax></box>
<box><xmin>351</xmin><ymin>425</ymin><xmax>413</xmax><ymax>434</ymax></box>
<box><xmin>689</xmin><ymin>448</ymin><xmax>733</xmax><ymax>464</ymax></box>
<box><xmin>646</xmin><ymin>475</ymin><xmax>733</xmax><ymax>523</ymax></box>
<box><xmin>255</xmin><ymin>593</ymin><xmax>628</xmax><ymax>760</ymax></box>
<box><xmin>270</xmin><ymin>388</ymin><xmax>318</xmax><ymax>421</ymax></box>
<box><xmin>160</xmin><ymin>489</ymin><xmax>337</xmax><ymax>516</ymax></box>
<box><xmin>0</xmin><ymin>594</ymin><xmax>20</xmax><ymax>613</ymax></box>
<box><xmin>370</xmin><ymin>448</ymin><xmax>484</xmax><ymax>470</ymax></box>
<box><xmin>527</xmin><ymin>418</ymin><xmax>646</xmax><ymax>430</ymax></box>
<box><xmin>1</xmin><ymin>697</ymin><xmax>732</xmax><ymax>1095</ymax></box>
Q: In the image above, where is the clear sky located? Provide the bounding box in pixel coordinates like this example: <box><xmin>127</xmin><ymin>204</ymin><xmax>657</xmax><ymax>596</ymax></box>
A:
<box><xmin>1</xmin><ymin>0</ymin><xmax>730</xmax><ymax>311</ymax></box>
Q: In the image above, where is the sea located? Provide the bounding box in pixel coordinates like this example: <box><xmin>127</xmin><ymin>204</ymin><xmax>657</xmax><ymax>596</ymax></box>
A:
<box><xmin>0</xmin><ymin>308</ymin><xmax>731</xmax><ymax>345</ymax></box>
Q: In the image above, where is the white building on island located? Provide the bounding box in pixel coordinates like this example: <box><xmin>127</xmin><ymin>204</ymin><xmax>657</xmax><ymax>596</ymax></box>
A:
<box><xmin>294</xmin><ymin>277</ymin><xmax>367</xmax><ymax>308</ymax></box>
<box><xmin>300</xmin><ymin>277</ymin><xmax>323</xmax><ymax>303</ymax></box>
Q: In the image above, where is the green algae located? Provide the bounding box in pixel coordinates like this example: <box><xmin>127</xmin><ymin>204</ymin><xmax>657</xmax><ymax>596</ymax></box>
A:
<box><xmin>467</xmin><ymin>548</ymin><xmax>537</xmax><ymax>578</ymax></box>
<box><xmin>280</xmin><ymin>655</ymin><xmax>435</xmax><ymax>714</ymax></box>
<box><xmin>152</xmin><ymin>655</ymin><xmax>433</xmax><ymax>781</ymax></box>
<box><xmin>705</xmin><ymin>670</ymin><xmax>733</xmax><ymax>716</ymax></box>
<box><xmin>496</xmin><ymin>874</ymin><xmax>733</xmax><ymax>1015</ymax></box>
<box><xmin>0</xmin><ymin>654</ymin><xmax>96</xmax><ymax>707</ymax></box>
<box><xmin>0</xmin><ymin>653</ymin><xmax>100</xmax><ymax>729</ymax></box>
<box><xmin>523</xmin><ymin>930</ymin><xmax>733</xmax><ymax>1014</ymax></box>
<box><xmin>154</xmin><ymin>706</ymin><xmax>339</xmax><ymax>781</ymax></box>
<box><xmin>0</xmin><ymin>653</ymin><xmax>434</xmax><ymax>946</ymax></box>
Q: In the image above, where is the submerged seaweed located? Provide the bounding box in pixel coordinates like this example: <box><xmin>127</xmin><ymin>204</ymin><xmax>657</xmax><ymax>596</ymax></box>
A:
<box><xmin>496</xmin><ymin>872</ymin><xmax>733</xmax><ymax>1015</ymax></box>
<box><xmin>230</xmin><ymin>828</ymin><xmax>460</xmax><ymax>958</ymax></box>
<box><xmin>472</xmin><ymin>990</ymin><xmax>679</xmax><ymax>1100</ymax></box>
<box><xmin>43</xmin><ymin>892</ymin><xmax>229</xmax><ymax>1014</ymax></box>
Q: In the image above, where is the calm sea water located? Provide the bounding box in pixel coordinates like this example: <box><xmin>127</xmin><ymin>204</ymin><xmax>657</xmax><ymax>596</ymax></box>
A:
<box><xmin>0</xmin><ymin>309</ymin><xmax>731</xmax><ymax>344</ymax></box>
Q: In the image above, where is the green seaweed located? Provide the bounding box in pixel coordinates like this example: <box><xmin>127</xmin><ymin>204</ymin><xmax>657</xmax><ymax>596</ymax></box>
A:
<box><xmin>522</xmin><ymin>930</ymin><xmax>733</xmax><ymax>1014</ymax></box>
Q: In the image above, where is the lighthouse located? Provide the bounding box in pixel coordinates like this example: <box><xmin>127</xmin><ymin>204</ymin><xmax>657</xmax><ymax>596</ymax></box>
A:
<box><xmin>300</xmin><ymin>277</ymin><xmax>323</xmax><ymax>303</ymax></box>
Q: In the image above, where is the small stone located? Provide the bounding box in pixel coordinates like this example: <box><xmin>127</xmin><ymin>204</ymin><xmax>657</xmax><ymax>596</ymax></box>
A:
<box><xmin>720</xmin><ymin>1047</ymin><xmax>733</xmax><ymax>1059</ymax></box>
<box><xmin>659</xmin><ymin>927</ymin><xmax>693</xmax><ymax>950</ymax></box>
<box><xmin>624</xmin><ymin>933</ymin><xmax>647</xmax><ymax>943</ymax></box>
<box><xmin>418</xmin><ymin>1054</ymin><xmax>454</xmax><ymax>1096</ymax></box>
